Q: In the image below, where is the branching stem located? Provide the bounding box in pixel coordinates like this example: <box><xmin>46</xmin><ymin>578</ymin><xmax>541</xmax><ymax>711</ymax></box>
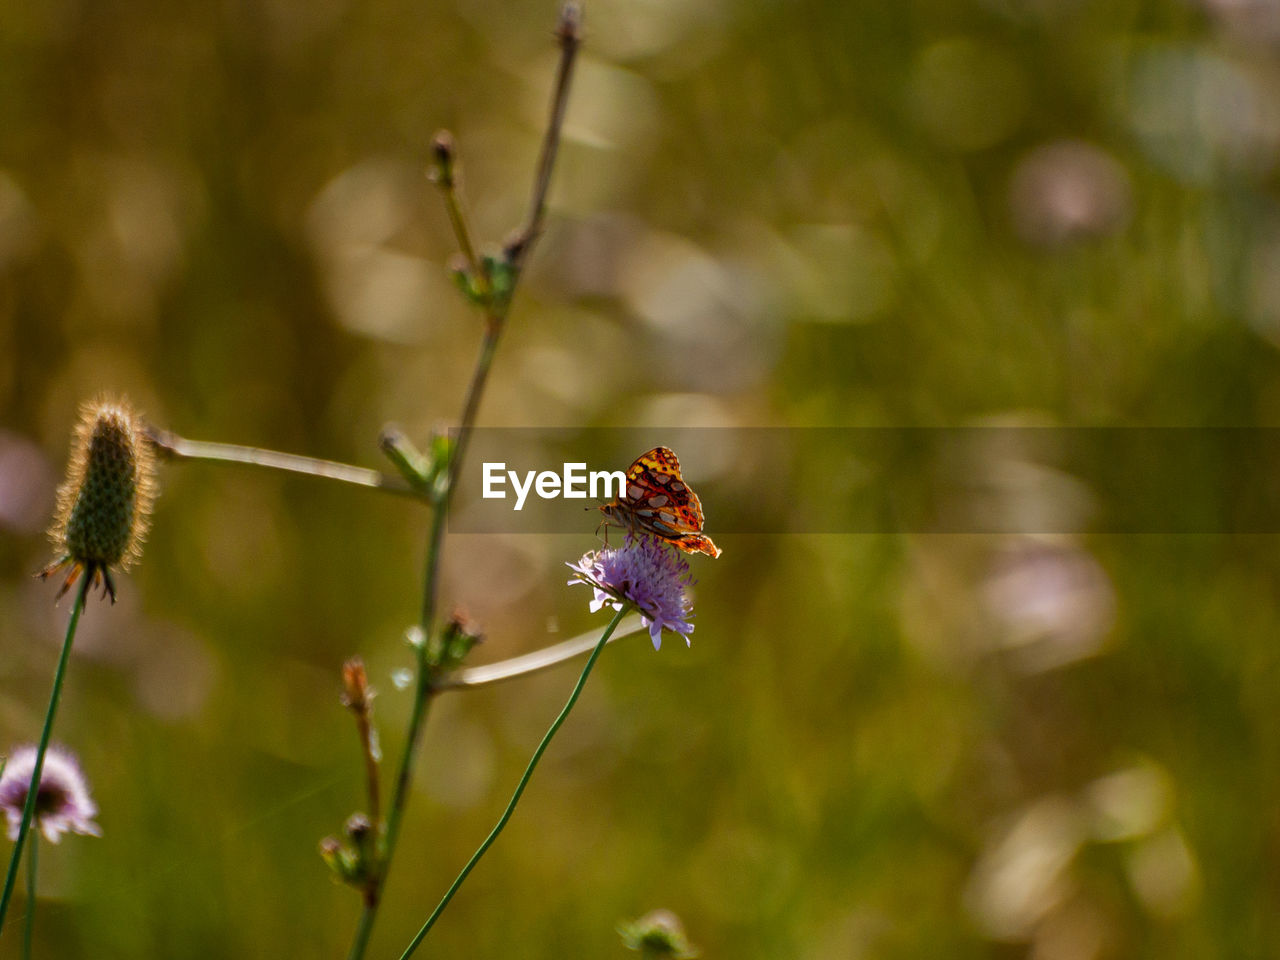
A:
<box><xmin>398</xmin><ymin>605</ymin><xmax>630</xmax><ymax>960</ymax></box>
<box><xmin>344</xmin><ymin>6</ymin><xmax>581</xmax><ymax>957</ymax></box>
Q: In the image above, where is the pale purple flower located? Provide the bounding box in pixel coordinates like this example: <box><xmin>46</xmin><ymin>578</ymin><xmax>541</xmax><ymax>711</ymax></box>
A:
<box><xmin>0</xmin><ymin>745</ymin><xmax>100</xmax><ymax>843</ymax></box>
<box><xmin>568</xmin><ymin>536</ymin><xmax>695</xmax><ymax>650</ymax></box>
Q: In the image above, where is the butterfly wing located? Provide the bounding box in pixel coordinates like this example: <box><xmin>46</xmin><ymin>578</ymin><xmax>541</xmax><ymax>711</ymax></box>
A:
<box><xmin>623</xmin><ymin>447</ymin><xmax>705</xmax><ymax>535</ymax></box>
<box><xmin>669</xmin><ymin>532</ymin><xmax>722</xmax><ymax>559</ymax></box>
<box><xmin>600</xmin><ymin>447</ymin><xmax>721</xmax><ymax>558</ymax></box>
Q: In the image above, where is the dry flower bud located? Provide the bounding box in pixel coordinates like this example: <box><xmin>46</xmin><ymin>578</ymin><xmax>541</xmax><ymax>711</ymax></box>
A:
<box><xmin>341</xmin><ymin>657</ymin><xmax>372</xmax><ymax>712</ymax></box>
<box><xmin>41</xmin><ymin>396</ymin><xmax>158</xmax><ymax>603</ymax></box>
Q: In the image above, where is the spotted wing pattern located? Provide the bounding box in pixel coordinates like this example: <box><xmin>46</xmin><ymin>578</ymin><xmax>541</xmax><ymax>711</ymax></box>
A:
<box><xmin>599</xmin><ymin>447</ymin><xmax>722</xmax><ymax>558</ymax></box>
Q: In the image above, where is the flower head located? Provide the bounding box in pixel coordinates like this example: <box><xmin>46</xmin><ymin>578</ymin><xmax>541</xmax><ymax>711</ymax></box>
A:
<box><xmin>618</xmin><ymin>909</ymin><xmax>699</xmax><ymax>958</ymax></box>
<box><xmin>0</xmin><ymin>745</ymin><xmax>101</xmax><ymax>844</ymax></box>
<box><xmin>41</xmin><ymin>395</ymin><xmax>158</xmax><ymax>603</ymax></box>
<box><xmin>568</xmin><ymin>536</ymin><xmax>694</xmax><ymax>650</ymax></box>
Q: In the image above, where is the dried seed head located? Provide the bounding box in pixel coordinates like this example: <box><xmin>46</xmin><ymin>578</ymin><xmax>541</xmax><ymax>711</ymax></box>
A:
<box><xmin>42</xmin><ymin>396</ymin><xmax>157</xmax><ymax>602</ymax></box>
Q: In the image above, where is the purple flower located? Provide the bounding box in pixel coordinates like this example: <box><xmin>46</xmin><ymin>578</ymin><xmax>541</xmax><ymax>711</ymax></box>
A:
<box><xmin>568</xmin><ymin>536</ymin><xmax>695</xmax><ymax>650</ymax></box>
<box><xmin>0</xmin><ymin>745</ymin><xmax>100</xmax><ymax>844</ymax></box>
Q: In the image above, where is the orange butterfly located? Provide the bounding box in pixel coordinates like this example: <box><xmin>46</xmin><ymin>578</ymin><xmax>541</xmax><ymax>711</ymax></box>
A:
<box><xmin>599</xmin><ymin>447</ymin><xmax>721</xmax><ymax>558</ymax></box>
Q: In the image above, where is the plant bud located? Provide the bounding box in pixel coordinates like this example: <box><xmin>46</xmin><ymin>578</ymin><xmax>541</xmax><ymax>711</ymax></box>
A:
<box><xmin>42</xmin><ymin>396</ymin><xmax>158</xmax><ymax>603</ymax></box>
<box><xmin>618</xmin><ymin>910</ymin><xmax>698</xmax><ymax>958</ymax></box>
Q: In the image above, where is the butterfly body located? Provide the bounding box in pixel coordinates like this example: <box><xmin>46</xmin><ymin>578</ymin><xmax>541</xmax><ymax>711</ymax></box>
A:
<box><xmin>599</xmin><ymin>447</ymin><xmax>722</xmax><ymax>558</ymax></box>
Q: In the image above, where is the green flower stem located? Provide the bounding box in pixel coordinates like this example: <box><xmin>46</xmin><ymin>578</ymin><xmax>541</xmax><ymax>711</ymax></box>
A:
<box><xmin>398</xmin><ymin>604</ymin><xmax>630</xmax><ymax>960</ymax></box>
<box><xmin>440</xmin><ymin>180</ymin><xmax>484</xmax><ymax>294</ymax></box>
<box><xmin>344</xmin><ymin>10</ymin><xmax>581</xmax><ymax>958</ymax></box>
<box><xmin>0</xmin><ymin>572</ymin><xmax>89</xmax><ymax>935</ymax></box>
<box><xmin>345</xmin><ymin>900</ymin><xmax>378</xmax><ymax>960</ymax></box>
<box><xmin>21</xmin><ymin>834</ymin><xmax>36</xmax><ymax>960</ymax></box>
<box><xmin>387</xmin><ymin>0</ymin><xmax>563</xmax><ymax>852</ymax></box>
<box><xmin>422</xmin><ymin>317</ymin><xmax>502</xmax><ymax>628</ymax></box>
<box><xmin>345</xmin><ymin>304</ymin><xmax>502</xmax><ymax>960</ymax></box>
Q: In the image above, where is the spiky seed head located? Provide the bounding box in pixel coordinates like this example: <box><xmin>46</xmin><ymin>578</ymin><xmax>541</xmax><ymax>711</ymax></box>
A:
<box><xmin>44</xmin><ymin>396</ymin><xmax>157</xmax><ymax>602</ymax></box>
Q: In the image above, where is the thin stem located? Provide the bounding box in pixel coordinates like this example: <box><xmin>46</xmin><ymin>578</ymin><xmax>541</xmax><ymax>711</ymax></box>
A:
<box><xmin>398</xmin><ymin>605</ymin><xmax>630</xmax><ymax>960</ymax></box>
<box><xmin>21</xmin><ymin>834</ymin><xmax>35</xmax><ymax>960</ymax></box>
<box><xmin>381</xmin><ymin>627</ymin><xmax>437</xmax><ymax>861</ymax></box>
<box><xmin>428</xmin><ymin>318</ymin><xmax>502</xmax><ymax>619</ymax></box>
<box><xmin>342</xmin><ymin>660</ymin><xmax>382</xmax><ymax>843</ymax></box>
<box><xmin>346</xmin><ymin>524</ymin><xmax>448</xmax><ymax>960</ymax></box>
<box><xmin>383</xmin><ymin>0</ymin><xmax>572</xmax><ymax>883</ymax></box>
<box><xmin>344</xmin><ymin>9</ymin><xmax>582</xmax><ymax>957</ymax></box>
<box><xmin>345</xmin><ymin>510</ymin><xmax>448</xmax><ymax>960</ymax></box>
<box><xmin>437</xmin><ymin>612</ymin><xmax>644</xmax><ymax>691</ymax></box>
<box><xmin>363</xmin><ymin>763</ymin><xmax>381</xmax><ymax>843</ymax></box>
<box><xmin>442</xmin><ymin>186</ymin><xmax>484</xmax><ymax>289</ymax></box>
<box><xmin>346</xmin><ymin>905</ymin><xmax>377</xmax><ymax>960</ymax></box>
<box><xmin>417</xmin><ymin>0</ymin><xmax>581</xmax><ymax>625</ymax></box>
<box><xmin>357</xmin><ymin>724</ymin><xmax>381</xmax><ymax>835</ymax></box>
<box><xmin>429</xmin><ymin>130</ymin><xmax>484</xmax><ymax>287</ymax></box>
<box><xmin>0</xmin><ymin>573</ymin><xmax>89</xmax><ymax>935</ymax></box>
<box><xmin>147</xmin><ymin>428</ymin><xmax>418</xmax><ymax>499</ymax></box>
<box><xmin>507</xmin><ymin>2</ymin><xmax>581</xmax><ymax>270</ymax></box>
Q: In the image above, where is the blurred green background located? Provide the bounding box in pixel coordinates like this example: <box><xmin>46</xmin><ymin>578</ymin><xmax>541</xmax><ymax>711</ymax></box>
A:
<box><xmin>3</xmin><ymin>0</ymin><xmax>1280</xmax><ymax>956</ymax></box>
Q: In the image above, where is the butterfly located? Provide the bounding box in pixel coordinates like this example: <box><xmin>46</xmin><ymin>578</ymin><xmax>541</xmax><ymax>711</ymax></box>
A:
<box><xmin>598</xmin><ymin>446</ymin><xmax>722</xmax><ymax>558</ymax></box>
